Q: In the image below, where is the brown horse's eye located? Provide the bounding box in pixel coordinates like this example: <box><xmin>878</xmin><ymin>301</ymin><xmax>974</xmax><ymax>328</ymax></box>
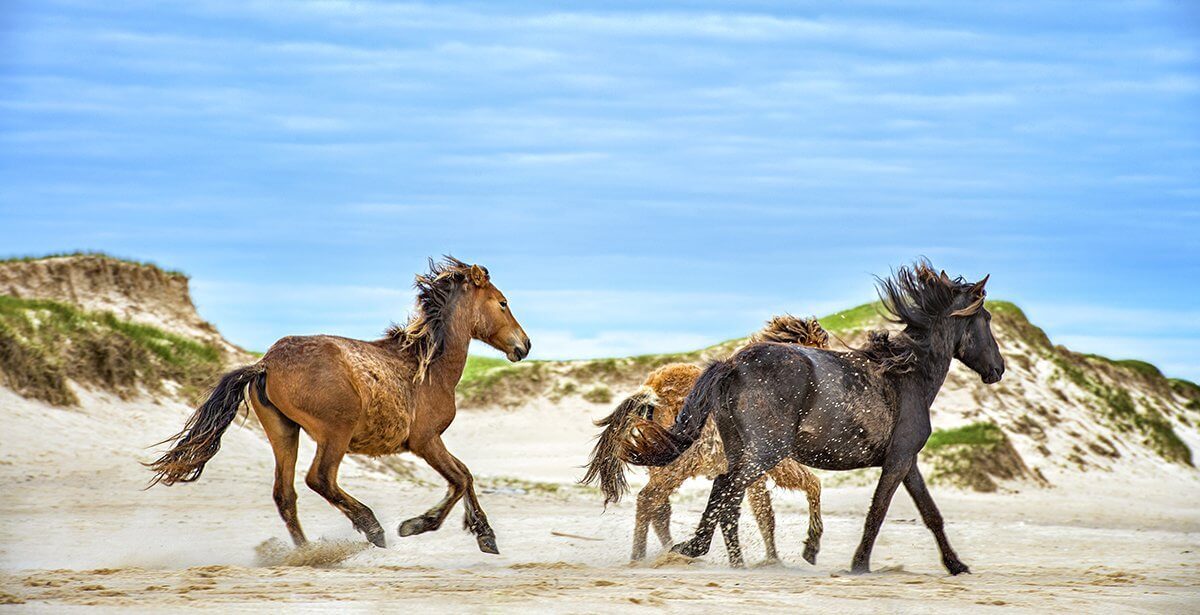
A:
<box><xmin>499</xmin><ymin>300</ymin><xmax>508</xmax><ymax>309</ymax></box>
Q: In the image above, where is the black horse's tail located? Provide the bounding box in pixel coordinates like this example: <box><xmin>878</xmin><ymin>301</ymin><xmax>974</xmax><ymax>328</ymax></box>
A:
<box><xmin>623</xmin><ymin>359</ymin><xmax>738</xmax><ymax>467</ymax></box>
<box><xmin>579</xmin><ymin>386</ymin><xmax>659</xmax><ymax>506</ymax></box>
<box><xmin>146</xmin><ymin>364</ymin><xmax>266</xmax><ymax>487</ymax></box>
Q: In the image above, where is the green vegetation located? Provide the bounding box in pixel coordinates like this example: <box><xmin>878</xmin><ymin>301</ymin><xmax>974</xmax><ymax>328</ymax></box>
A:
<box><xmin>819</xmin><ymin>302</ymin><xmax>884</xmax><ymax>333</ymax></box>
<box><xmin>1049</xmin><ymin>354</ymin><xmax>1192</xmax><ymax>466</ymax></box>
<box><xmin>925</xmin><ymin>421</ymin><xmax>1006</xmax><ymax>451</ymax></box>
<box><xmin>0</xmin><ymin>250</ymin><xmax>186</xmax><ymax>277</ymax></box>
<box><xmin>581</xmin><ymin>384</ymin><xmax>613</xmax><ymax>404</ymax></box>
<box><xmin>460</xmin><ymin>355</ymin><xmax>510</xmax><ymax>385</ymax></box>
<box><xmin>0</xmin><ymin>295</ymin><xmax>224</xmax><ymax>405</ymax></box>
<box><xmin>922</xmin><ymin>421</ymin><xmax>1031</xmax><ymax>492</ymax></box>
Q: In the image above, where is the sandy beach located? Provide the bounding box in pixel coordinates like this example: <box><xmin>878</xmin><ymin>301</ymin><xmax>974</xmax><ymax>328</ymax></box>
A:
<box><xmin>1</xmin><ymin>387</ymin><xmax>1197</xmax><ymax>613</ymax></box>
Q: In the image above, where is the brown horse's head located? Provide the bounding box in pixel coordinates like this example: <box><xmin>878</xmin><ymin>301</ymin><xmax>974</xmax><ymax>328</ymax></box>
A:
<box><xmin>461</xmin><ymin>263</ymin><xmax>531</xmax><ymax>362</ymax></box>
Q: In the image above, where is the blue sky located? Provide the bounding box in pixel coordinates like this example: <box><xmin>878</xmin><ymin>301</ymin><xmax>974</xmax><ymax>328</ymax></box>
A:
<box><xmin>2</xmin><ymin>1</ymin><xmax>1198</xmax><ymax>379</ymax></box>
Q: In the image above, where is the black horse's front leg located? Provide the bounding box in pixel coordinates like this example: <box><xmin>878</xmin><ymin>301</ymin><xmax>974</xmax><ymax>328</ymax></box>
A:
<box><xmin>850</xmin><ymin>456</ymin><xmax>914</xmax><ymax>574</ymax></box>
<box><xmin>903</xmin><ymin>462</ymin><xmax>969</xmax><ymax>575</ymax></box>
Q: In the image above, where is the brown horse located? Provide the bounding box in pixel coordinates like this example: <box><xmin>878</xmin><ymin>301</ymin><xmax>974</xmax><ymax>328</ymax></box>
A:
<box><xmin>583</xmin><ymin>316</ymin><xmax>826</xmax><ymax>566</ymax></box>
<box><xmin>148</xmin><ymin>257</ymin><xmax>531</xmax><ymax>554</ymax></box>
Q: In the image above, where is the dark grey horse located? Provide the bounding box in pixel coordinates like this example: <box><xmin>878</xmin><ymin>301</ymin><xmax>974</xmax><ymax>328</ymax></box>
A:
<box><xmin>623</xmin><ymin>262</ymin><xmax>1003</xmax><ymax>574</ymax></box>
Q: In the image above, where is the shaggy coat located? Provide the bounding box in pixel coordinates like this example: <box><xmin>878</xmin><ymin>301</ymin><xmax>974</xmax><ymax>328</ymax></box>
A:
<box><xmin>584</xmin><ymin>315</ymin><xmax>826</xmax><ymax>564</ymax></box>
<box><xmin>149</xmin><ymin>257</ymin><xmax>532</xmax><ymax>554</ymax></box>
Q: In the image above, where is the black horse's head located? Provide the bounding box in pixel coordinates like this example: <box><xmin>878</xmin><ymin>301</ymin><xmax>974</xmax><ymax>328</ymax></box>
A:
<box><xmin>876</xmin><ymin>261</ymin><xmax>1005</xmax><ymax>384</ymax></box>
<box><xmin>945</xmin><ymin>274</ymin><xmax>1004</xmax><ymax>384</ymax></box>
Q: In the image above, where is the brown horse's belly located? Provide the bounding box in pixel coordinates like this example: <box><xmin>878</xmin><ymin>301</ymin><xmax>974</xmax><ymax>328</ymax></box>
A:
<box><xmin>345</xmin><ymin>367</ymin><xmax>415</xmax><ymax>457</ymax></box>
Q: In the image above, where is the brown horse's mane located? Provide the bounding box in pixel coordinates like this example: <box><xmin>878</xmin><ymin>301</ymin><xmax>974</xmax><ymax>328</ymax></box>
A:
<box><xmin>748</xmin><ymin>315</ymin><xmax>830</xmax><ymax>348</ymax></box>
<box><xmin>385</xmin><ymin>255</ymin><xmax>482</xmax><ymax>383</ymax></box>
<box><xmin>855</xmin><ymin>259</ymin><xmax>983</xmax><ymax>375</ymax></box>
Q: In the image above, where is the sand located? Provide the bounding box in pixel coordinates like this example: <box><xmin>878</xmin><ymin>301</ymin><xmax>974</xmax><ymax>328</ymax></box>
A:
<box><xmin>1</xmin><ymin>386</ymin><xmax>1198</xmax><ymax>613</ymax></box>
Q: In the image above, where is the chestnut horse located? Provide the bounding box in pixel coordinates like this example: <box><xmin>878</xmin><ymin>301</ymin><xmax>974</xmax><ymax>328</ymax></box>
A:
<box><xmin>148</xmin><ymin>257</ymin><xmax>531</xmax><ymax>554</ymax></box>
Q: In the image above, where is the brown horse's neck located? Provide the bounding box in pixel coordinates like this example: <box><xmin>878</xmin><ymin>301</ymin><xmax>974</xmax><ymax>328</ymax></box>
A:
<box><xmin>423</xmin><ymin>300</ymin><xmax>473</xmax><ymax>394</ymax></box>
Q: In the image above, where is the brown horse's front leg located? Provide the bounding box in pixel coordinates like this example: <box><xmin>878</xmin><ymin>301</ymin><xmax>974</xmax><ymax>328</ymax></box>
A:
<box><xmin>404</xmin><ymin>435</ymin><xmax>497</xmax><ymax>554</ymax></box>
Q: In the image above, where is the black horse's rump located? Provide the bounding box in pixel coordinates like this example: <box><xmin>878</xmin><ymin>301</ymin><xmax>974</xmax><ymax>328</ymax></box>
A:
<box><xmin>623</xmin><ymin>260</ymin><xmax>1004</xmax><ymax>573</ymax></box>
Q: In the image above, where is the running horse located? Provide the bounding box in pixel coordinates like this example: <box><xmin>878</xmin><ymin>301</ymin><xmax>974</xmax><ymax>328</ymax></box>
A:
<box><xmin>148</xmin><ymin>257</ymin><xmax>531</xmax><ymax>554</ymax></box>
<box><xmin>624</xmin><ymin>261</ymin><xmax>1003</xmax><ymax>573</ymax></box>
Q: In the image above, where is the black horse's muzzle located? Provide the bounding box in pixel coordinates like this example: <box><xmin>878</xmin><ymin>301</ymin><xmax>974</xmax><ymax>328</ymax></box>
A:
<box><xmin>982</xmin><ymin>366</ymin><xmax>1004</xmax><ymax>384</ymax></box>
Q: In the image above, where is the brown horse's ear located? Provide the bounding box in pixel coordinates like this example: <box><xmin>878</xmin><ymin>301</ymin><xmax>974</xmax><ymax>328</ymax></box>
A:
<box><xmin>468</xmin><ymin>264</ymin><xmax>490</xmax><ymax>287</ymax></box>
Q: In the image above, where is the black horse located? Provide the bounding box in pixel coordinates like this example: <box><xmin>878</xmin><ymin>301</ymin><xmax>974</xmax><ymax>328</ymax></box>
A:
<box><xmin>623</xmin><ymin>261</ymin><xmax>1003</xmax><ymax>574</ymax></box>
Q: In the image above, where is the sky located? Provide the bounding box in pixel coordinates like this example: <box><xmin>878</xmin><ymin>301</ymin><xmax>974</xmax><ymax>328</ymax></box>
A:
<box><xmin>1</xmin><ymin>1</ymin><xmax>1198</xmax><ymax>379</ymax></box>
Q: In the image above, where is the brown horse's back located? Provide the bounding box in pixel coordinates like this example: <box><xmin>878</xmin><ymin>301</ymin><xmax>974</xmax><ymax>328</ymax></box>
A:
<box><xmin>260</xmin><ymin>335</ymin><xmax>416</xmax><ymax>456</ymax></box>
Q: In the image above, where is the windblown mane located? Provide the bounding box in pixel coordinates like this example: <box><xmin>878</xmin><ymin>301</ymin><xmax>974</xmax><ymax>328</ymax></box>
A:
<box><xmin>748</xmin><ymin>315</ymin><xmax>830</xmax><ymax>349</ymax></box>
<box><xmin>855</xmin><ymin>259</ymin><xmax>978</xmax><ymax>375</ymax></box>
<box><xmin>385</xmin><ymin>256</ymin><xmax>476</xmax><ymax>383</ymax></box>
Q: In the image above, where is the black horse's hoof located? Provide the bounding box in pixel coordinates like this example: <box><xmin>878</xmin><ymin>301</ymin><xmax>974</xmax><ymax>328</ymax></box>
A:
<box><xmin>945</xmin><ymin>558</ymin><xmax>971</xmax><ymax>576</ymax></box>
<box><xmin>398</xmin><ymin>516</ymin><xmax>431</xmax><ymax>537</ymax></box>
<box><xmin>849</xmin><ymin>563</ymin><xmax>870</xmax><ymax>575</ymax></box>
<box><xmin>477</xmin><ymin>534</ymin><xmax>499</xmax><ymax>555</ymax></box>
<box><xmin>802</xmin><ymin>541</ymin><xmax>819</xmax><ymax>565</ymax></box>
<box><xmin>670</xmin><ymin>540</ymin><xmax>707</xmax><ymax>558</ymax></box>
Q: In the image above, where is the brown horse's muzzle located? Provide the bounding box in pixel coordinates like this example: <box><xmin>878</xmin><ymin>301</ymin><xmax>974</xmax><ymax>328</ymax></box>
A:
<box><xmin>506</xmin><ymin>335</ymin><xmax>531</xmax><ymax>362</ymax></box>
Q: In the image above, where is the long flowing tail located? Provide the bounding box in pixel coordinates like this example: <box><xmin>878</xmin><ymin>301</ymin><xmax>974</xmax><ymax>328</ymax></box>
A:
<box><xmin>146</xmin><ymin>364</ymin><xmax>266</xmax><ymax>487</ymax></box>
<box><xmin>579</xmin><ymin>386</ymin><xmax>659</xmax><ymax>505</ymax></box>
<box><xmin>623</xmin><ymin>359</ymin><xmax>738</xmax><ymax>466</ymax></box>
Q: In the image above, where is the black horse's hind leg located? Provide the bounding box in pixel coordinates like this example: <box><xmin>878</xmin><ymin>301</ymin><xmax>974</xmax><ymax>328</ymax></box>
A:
<box><xmin>672</xmin><ymin>462</ymin><xmax>771</xmax><ymax>567</ymax></box>
<box><xmin>903</xmin><ymin>462</ymin><xmax>969</xmax><ymax>575</ymax></box>
<box><xmin>850</xmin><ymin>455</ymin><xmax>914</xmax><ymax>574</ymax></box>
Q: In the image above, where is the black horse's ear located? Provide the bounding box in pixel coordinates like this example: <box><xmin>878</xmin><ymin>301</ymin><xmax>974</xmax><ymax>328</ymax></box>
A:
<box><xmin>969</xmin><ymin>274</ymin><xmax>990</xmax><ymax>296</ymax></box>
<box><xmin>468</xmin><ymin>264</ymin><xmax>490</xmax><ymax>287</ymax></box>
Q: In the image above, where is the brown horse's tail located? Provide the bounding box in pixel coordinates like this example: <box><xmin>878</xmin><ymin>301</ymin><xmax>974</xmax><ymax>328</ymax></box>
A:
<box><xmin>580</xmin><ymin>386</ymin><xmax>659</xmax><ymax>506</ymax></box>
<box><xmin>623</xmin><ymin>359</ymin><xmax>738</xmax><ymax>467</ymax></box>
<box><xmin>146</xmin><ymin>364</ymin><xmax>267</xmax><ymax>487</ymax></box>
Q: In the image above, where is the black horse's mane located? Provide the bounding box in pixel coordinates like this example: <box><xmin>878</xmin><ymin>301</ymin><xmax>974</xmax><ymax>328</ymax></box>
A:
<box><xmin>385</xmin><ymin>255</ymin><xmax>483</xmax><ymax>382</ymax></box>
<box><xmin>855</xmin><ymin>259</ymin><xmax>978</xmax><ymax>375</ymax></box>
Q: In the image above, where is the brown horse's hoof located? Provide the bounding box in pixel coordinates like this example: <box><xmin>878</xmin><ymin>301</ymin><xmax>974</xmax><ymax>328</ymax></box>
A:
<box><xmin>477</xmin><ymin>534</ymin><xmax>499</xmax><ymax>554</ymax></box>
<box><xmin>367</xmin><ymin>529</ymin><xmax>387</xmax><ymax>548</ymax></box>
<box><xmin>398</xmin><ymin>516</ymin><xmax>431</xmax><ymax>537</ymax></box>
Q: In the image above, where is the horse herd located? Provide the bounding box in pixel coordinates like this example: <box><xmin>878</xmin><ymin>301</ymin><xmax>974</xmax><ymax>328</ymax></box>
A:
<box><xmin>149</xmin><ymin>256</ymin><xmax>1003</xmax><ymax>575</ymax></box>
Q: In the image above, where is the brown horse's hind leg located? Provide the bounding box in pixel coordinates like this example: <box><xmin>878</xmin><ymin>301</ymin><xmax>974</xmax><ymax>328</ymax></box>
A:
<box><xmin>403</xmin><ymin>435</ymin><xmax>498</xmax><ymax>554</ymax></box>
<box><xmin>651</xmin><ymin>495</ymin><xmax>673</xmax><ymax>549</ymax></box>
<box><xmin>746</xmin><ymin>477</ymin><xmax>779</xmax><ymax>564</ymax></box>
<box><xmin>305</xmin><ymin>433</ymin><xmax>386</xmax><ymax>548</ymax></box>
<box><xmin>632</xmin><ymin>470</ymin><xmax>678</xmax><ymax>560</ymax></box>
<box><xmin>254</xmin><ymin>399</ymin><xmax>306</xmax><ymax>546</ymax></box>
<box><xmin>768</xmin><ymin>460</ymin><xmax>823</xmax><ymax>564</ymax></box>
<box><xmin>800</xmin><ymin>470</ymin><xmax>823</xmax><ymax>565</ymax></box>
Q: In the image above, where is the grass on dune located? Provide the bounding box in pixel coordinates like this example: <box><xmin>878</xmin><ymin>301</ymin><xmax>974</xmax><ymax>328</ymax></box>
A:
<box><xmin>0</xmin><ymin>295</ymin><xmax>224</xmax><ymax>405</ymax></box>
